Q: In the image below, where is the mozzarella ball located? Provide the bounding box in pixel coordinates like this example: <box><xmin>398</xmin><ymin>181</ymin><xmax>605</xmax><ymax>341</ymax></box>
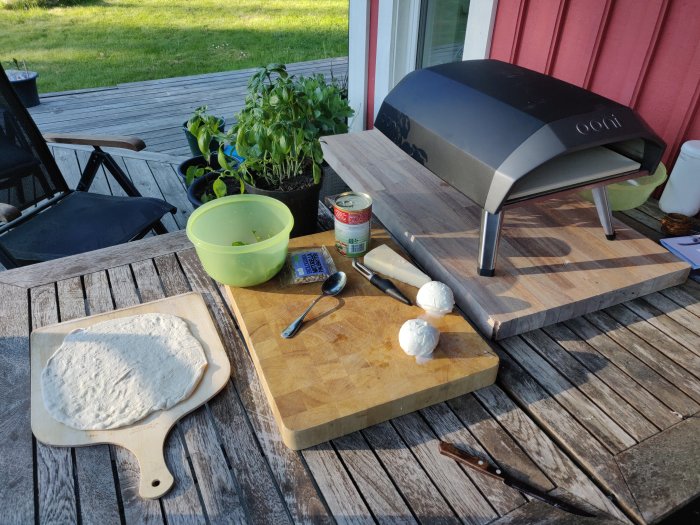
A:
<box><xmin>417</xmin><ymin>281</ymin><xmax>454</xmax><ymax>316</ymax></box>
<box><xmin>399</xmin><ymin>319</ymin><xmax>440</xmax><ymax>358</ymax></box>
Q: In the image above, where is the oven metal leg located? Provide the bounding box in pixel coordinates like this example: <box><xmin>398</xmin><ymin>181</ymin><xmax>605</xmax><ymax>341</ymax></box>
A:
<box><xmin>591</xmin><ymin>186</ymin><xmax>616</xmax><ymax>240</ymax></box>
<box><xmin>477</xmin><ymin>210</ymin><xmax>504</xmax><ymax>277</ymax></box>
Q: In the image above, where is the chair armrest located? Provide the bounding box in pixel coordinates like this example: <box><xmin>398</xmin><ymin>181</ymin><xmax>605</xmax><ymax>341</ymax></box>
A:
<box><xmin>43</xmin><ymin>133</ymin><xmax>146</xmax><ymax>151</ymax></box>
<box><xmin>0</xmin><ymin>202</ymin><xmax>21</xmax><ymax>223</ymax></box>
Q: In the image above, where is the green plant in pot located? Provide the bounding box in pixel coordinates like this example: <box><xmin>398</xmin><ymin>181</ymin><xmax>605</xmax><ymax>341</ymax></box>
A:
<box><xmin>232</xmin><ymin>63</ymin><xmax>353</xmax><ymax>237</ymax></box>
<box><xmin>183</xmin><ymin>105</ymin><xmax>225</xmax><ymax>158</ymax></box>
<box><xmin>178</xmin><ymin>106</ymin><xmax>241</xmax><ymax>207</ymax></box>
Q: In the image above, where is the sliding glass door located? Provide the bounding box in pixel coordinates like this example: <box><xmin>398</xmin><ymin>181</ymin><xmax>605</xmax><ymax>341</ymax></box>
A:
<box><xmin>416</xmin><ymin>0</ymin><xmax>470</xmax><ymax>69</ymax></box>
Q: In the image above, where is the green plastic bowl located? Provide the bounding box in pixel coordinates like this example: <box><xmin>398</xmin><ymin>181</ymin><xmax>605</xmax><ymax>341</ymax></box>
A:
<box><xmin>579</xmin><ymin>163</ymin><xmax>667</xmax><ymax>211</ymax></box>
<box><xmin>186</xmin><ymin>194</ymin><xmax>294</xmax><ymax>287</ymax></box>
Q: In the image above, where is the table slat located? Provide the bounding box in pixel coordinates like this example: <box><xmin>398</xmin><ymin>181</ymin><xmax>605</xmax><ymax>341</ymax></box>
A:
<box><xmin>176</xmin><ymin>248</ymin><xmax>334</xmax><ymax>524</ymax></box>
<box><xmin>31</xmin><ymin>285</ymin><xmax>79</xmax><ymax>525</ymax></box>
<box><xmin>499</xmin><ymin>336</ymin><xmax>637</xmax><ymax>454</ymax></box>
<box><xmin>129</xmin><ymin>259</ymin><xmax>248</xmax><ymax>523</ymax></box>
<box><xmin>419</xmin><ymin>403</ymin><xmax>526</xmax><ymax>517</ymax></box>
<box><xmin>152</xmin><ymin>254</ymin><xmax>292</xmax><ymax>524</ymax></box>
<box><xmin>609</xmin><ymin>302</ymin><xmax>700</xmax><ymax>376</ymax></box>
<box><xmin>391</xmin><ymin>412</ymin><xmax>499</xmax><ymax>525</ymax></box>
<box><xmin>333</xmin><ymin>432</ymin><xmax>418</xmax><ymax>523</ymax></box>
<box><xmin>585</xmin><ymin>309</ymin><xmax>700</xmax><ymax>404</ymax></box>
<box><xmin>302</xmin><ymin>442</ymin><xmax>374</xmax><ymax>525</ymax></box>
<box><xmin>491</xmin><ymin>355</ymin><xmax>640</xmax><ymax>522</ymax></box>
<box><xmin>362</xmin><ymin>422</ymin><xmax>461</xmax><ymax>524</ymax></box>
<box><xmin>56</xmin><ymin>277</ymin><xmax>123</xmax><ymax>525</ymax></box>
<box><xmin>564</xmin><ymin>316</ymin><xmax>697</xmax><ymax>416</ymax></box>
<box><xmin>84</xmin><ymin>270</ymin><xmax>165</xmax><ymax>524</ymax></box>
<box><xmin>472</xmin><ymin>386</ymin><xmax>629</xmax><ymax>522</ymax></box>
<box><xmin>627</xmin><ymin>294</ymin><xmax>700</xmax><ymax>356</ymax></box>
<box><xmin>519</xmin><ymin>330</ymin><xmax>658</xmax><ymax>442</ymax></box>
<box><xmin>541</xmin><ymin>323</ymin><xmax>679</xmax><ymax>430</ymax></box>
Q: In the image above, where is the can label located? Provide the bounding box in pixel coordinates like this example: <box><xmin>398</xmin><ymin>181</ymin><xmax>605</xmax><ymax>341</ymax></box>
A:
<box><xmin>334</xmin><ymin>192</ymin><xmax>372</xmax><ymax>257</ymax></box>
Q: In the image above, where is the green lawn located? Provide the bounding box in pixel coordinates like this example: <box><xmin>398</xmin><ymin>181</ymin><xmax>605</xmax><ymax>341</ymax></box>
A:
<box><xmin>0</xmin><ymin>0</ymin><xmax>349</xmax><ymax>93</ymax></box>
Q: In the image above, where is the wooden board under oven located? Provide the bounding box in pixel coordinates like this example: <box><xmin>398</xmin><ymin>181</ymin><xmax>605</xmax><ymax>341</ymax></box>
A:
<box><xmin>321</xmin><ymin>129</ymin><xmax>690</xmax><ymax>340</ymax></box>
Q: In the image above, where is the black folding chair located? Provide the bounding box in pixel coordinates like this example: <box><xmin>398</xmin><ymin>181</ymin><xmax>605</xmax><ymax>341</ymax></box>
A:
<box><xmin>0</xmin><ymin>65</ymin><xmax>176</xmax><ymax>269</ymax></box>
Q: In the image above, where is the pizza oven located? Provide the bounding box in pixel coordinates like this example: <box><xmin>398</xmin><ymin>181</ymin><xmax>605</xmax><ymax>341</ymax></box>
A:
<box><xmin>374</xmin><ymin>59</ymin><xmax>665</xmax><ymax>276</ymax></box>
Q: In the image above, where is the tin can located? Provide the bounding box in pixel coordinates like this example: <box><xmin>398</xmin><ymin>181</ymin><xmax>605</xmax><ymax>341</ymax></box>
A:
<box><xmin>333</xmin><ymin>192</ymin><xmax>372</xmax><ymax>257</ymax></box>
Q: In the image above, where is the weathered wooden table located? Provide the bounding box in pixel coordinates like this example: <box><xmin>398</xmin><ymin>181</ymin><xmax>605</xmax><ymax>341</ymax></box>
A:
<box><xmin>1</xmin><ymin>229</ymin><xmax>698</xmax><ymax>524</ymax></box>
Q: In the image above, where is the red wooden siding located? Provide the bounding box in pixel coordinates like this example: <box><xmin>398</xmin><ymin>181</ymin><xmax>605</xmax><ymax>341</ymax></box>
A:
<box><xmin>490</xmin><ymin>0</ymin><xmax>700</xmax><ymax>170</ymax></box>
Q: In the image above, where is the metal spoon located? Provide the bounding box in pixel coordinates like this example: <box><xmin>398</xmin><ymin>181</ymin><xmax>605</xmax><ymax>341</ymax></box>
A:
<box><xmin>281</xmin><ymin>271</ymin><xmax>347</xmax><ymax>339</ymax></box>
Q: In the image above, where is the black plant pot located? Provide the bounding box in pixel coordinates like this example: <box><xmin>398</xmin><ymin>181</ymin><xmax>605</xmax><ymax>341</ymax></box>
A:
<box><xmin>320</xmin><ymin>163</ymin><xmax>350</xmax><ymax>202</ymax></box>
<box><xmin>9</xmin><ymin>71</ymin><xmax>40</xmax><ymax>108</ymax></box>
<box><xmin>177</xmin><ymin>155</ymin><xmax>221</xmax><ymax>185</ymax></box>
<box><xmin>187</xmin><ymin>172</ymin><xmax>241</xmax><ymax>208</ymax></box>
<box><xmin>182</xmin><ymin>118</ymin><xmax>225</xmax><ymax>157</ymax></box>
<box><xmin>244</xmin><ymin>181</ymin><xmax>321</xmax><ymax>238</ymax></box>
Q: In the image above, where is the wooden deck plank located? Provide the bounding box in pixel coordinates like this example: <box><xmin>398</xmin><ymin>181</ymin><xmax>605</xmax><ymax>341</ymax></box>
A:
<box><xmin>30</xmin><ymin>58</ymin><xmax>348</xmax><ymax>156</ymax></box>
<box><xmin>146</xmin><ymin>161</ymin><xmax>192</xmax><ymax>229</ymax></box>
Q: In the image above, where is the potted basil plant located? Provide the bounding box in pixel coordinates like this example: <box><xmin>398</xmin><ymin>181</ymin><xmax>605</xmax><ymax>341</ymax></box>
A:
<box><xmin>178</xmin><ymin>106</ymin><xmax>227</xmax><ymax>193</ymax></box>
<box><xmin>232</xmin><ymin>63</ymin><xmax>354</xmax><ymax>237</ymax></box>
<box><xmin>182</xmin><ymin>105</ymin><xmax>225</xmax><ymax>158</ymax></box>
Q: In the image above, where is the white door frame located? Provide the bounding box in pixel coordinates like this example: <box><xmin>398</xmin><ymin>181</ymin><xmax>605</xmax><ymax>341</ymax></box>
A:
<box><xmin>463</xmin><ymin>0</ymin><xmax>499</xmax><ymax>60</ymax></box>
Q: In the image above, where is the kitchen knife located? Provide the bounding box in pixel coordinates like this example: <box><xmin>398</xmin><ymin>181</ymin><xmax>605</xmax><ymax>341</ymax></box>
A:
<box><xmin>352</xmin><ymin>259</ymin><xmax>412</xmax><ymax>305</ymax></box>
<box><xmin>438</xmin><ymin>441</ymin><xmax>595</xmax><ymax>517</ymax></box>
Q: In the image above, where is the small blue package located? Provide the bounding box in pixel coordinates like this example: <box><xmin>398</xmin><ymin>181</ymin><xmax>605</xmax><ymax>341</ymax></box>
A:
<box><xmin>282</xmin><ymin>246</ymin><xmax>337</xmax><ymax>285</ymax></box>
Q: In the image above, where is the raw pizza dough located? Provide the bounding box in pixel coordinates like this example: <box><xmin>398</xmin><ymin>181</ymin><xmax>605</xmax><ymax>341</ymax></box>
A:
<box><xmin>41</xmin><ymin>313</ymin><xmax>208</xmax><ymax>430</ymax></box>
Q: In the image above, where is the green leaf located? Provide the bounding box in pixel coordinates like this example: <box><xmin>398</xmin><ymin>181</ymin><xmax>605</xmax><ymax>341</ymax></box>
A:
<box><xmin>185</xmin><ymin>166</ymin><xmax>204</xmax><ymax>186</ymax></box>
<box><xmin>218</xmin><ymin>148</ymin><xmax>232</xmax><ymax>171</ymax></box>
<box><xmin>231</xmin><ymin>241</ymin><xmax>247</xmax><ymax>246</ymax></box>
<box><xmin>212</xmin><ymin>177</ymin><xmax>227</xmax><ymax>198</ymax></box>
<box><xmin>198</xmin><ymin>129</ymin><xmax>212</xmax><ymax>161</ymax></box>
